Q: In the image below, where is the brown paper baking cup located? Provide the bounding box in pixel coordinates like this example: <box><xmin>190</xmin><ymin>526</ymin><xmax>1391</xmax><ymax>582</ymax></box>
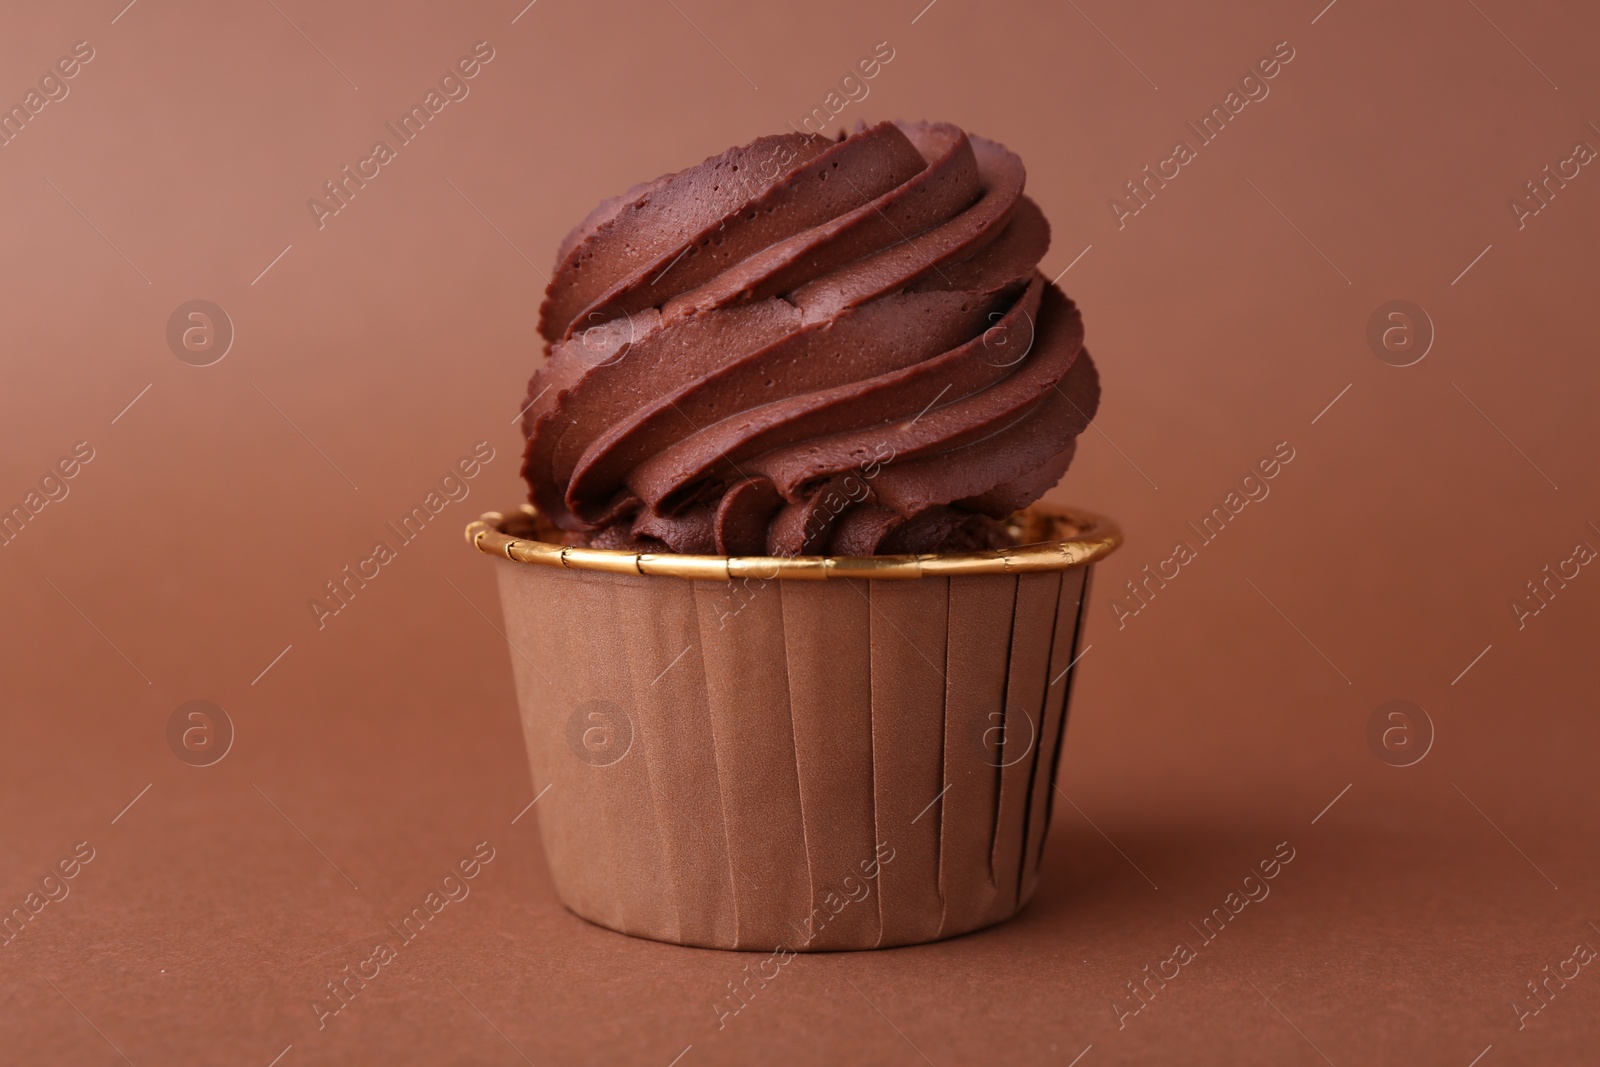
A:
<box><xmin>467</xmin><ymin>503</ymin><xmax>1119</xmax><ymax>950</ymax></box>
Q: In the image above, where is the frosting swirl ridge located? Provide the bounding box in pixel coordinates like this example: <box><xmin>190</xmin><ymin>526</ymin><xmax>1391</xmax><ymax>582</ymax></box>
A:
<box><xmin>521</xmin><ymin>120</ymin><xmax>1098</xmax><ymax>555</ymax></box>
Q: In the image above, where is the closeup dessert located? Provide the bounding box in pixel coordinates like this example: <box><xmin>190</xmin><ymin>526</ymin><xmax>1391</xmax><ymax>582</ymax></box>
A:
<box><xmin>519</xmin><ymin>119</ymin><xmax>1098</xmax><ymax>556</ymax></box>
<box><xmin>473</xmin><ymin>120</ymin><xmax>1119</xmax><ymax>951</ymax></box>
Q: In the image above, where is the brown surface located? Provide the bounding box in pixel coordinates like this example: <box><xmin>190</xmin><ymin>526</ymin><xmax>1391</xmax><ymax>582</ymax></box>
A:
<box><xmin>1</xmin><ymin>0</ymin><xmax>1597</xmax><ymax>1063</ymax></box>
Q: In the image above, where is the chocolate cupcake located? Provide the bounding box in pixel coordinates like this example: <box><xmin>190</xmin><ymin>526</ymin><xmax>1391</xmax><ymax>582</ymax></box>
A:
<box><xmin>470</xmin><ymin>120</ymin><xmax>1119</xmax><ymax>950</ymax></box>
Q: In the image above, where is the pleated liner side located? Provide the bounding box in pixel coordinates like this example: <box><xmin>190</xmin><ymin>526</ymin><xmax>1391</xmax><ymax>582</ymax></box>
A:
<box><xmin>780</xmin><ymin>579</ymin><xmax>879</xmax><ymax>951</ymax></box>
<box><xmin>495</xmin><ymin>560</ymin><xmax>741</xmax><ymax>947</ymax></box>
<box><xmin>491</xmin><ymin>557</ymin><xmax>1093</xmax><ymax>950</ymax></box>
<box><xmin>1022</xmin><ymin>567</ymin><xmax>1091</xmax><ymax>904</ymax></box>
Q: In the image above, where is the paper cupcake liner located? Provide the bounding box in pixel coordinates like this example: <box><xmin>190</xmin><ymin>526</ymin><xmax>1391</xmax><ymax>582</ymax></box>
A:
<box><xmin>471</xmin><ymin>504</ymin><xmax>1118</xmax><ymax>951</ymax></box>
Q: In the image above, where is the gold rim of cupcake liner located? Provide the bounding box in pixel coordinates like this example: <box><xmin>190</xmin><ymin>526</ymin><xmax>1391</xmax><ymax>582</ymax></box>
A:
<box><xmin>466</xmin><ymin>502</ymin><xmax>1120</xmax><ymax>580</ymax></box>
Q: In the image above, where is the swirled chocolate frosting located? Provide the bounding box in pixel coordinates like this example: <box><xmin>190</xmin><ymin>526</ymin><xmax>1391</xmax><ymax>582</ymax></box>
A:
<box><xmin>520</xmin><ymin>120</ymin><xmax>1099</xmax><ymax>555</ymax></box>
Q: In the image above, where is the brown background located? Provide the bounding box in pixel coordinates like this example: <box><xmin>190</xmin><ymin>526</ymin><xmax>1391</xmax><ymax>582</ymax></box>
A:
<box><xmin>3</xmin><ymin>0</ymin><xmax>1598</xmax><ymax>1063</ymax></box>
